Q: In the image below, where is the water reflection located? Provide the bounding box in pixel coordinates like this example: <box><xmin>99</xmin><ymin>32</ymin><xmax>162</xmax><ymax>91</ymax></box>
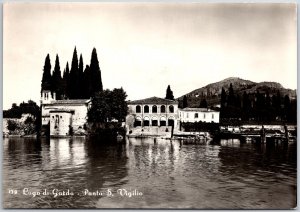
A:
<box><xmin>3</xmin><ymin>137</ymin><xmax>296</xmax><ymax>209</ymax></box>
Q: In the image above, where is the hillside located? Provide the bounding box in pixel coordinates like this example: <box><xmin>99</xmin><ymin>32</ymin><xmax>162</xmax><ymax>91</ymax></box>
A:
<box><xmin>178</xmin><ymin>77</ymin><xmax>297</xmax><ymax>107</ymax></box>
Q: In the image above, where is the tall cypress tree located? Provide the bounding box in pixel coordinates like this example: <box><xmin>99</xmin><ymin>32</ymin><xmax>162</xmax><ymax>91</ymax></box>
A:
<box><xmin>78</xmin><ymin>54</ymin><xmax>84</xmax><ymax>98</ymax></box>
<box><xmin>83</xmin><ymin>65</ymin><xmax>92</xmax><ymax>99</ymax></box>
<box><xmin>62</xmin><ymin>68</ymin><xmax>67</xmax><ymax>99</ymax></box>
<box><xmin>69</xmin><ymin>47</ymin><xmax>79</xmax><ymax>99</ymax></box>
<box><xmin>41</xmin><ymin>54</ymin><xmax>52</xmax><ymax>93</ymax></box>
<box><xmin>228</xmin><ymin>83</ymin><xmax>235</xmax><ymax>106</ymax></box>
<box><xmin>52</xmin><ymin>54</ymin><xmax>62</xmax><ymax>99</ymax></box>
<box><xmin>221</xmin><ymin>87</ymin><xmax>226</xmax><ymax>108</ymax></box>
<box><xmin>64</xmin><ymin>62</ymin><xmax>70</xmax><ymax>98</ymax></box>
<box><xmin>284</xmin><ymin>95</ymin><xmax>291</xmax><ymax>121</ymax></box>
<box><xmin>183</xmin><ymin>95</ymin><xmax>188</xmax><ymax>108</ymax></box>
<box><xmin>90</xmin><ymin>48</ymin><xmax>103</xmax><ymax>95</ymax></box>
<box><xmin>242</xmin><ymin>91</ymin><xmax>250</xmax><ymax>120</ymax></box>
<box><xmin>165</xmin><ymin>85</ymin><xmax>174</xmax><ymax>100</ymax></box>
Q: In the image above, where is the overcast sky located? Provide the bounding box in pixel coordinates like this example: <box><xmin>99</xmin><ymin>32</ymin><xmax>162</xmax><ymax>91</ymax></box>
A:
<box><xmin>3</xmin><ymin>3</ymin><xmax>297</xmax><ymax>109</ymax></box>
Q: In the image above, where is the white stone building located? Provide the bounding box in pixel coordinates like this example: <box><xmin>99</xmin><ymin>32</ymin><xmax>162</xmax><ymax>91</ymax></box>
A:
<box><xmin>179</xmin><ymin>108</ymin><xmax>220</xmax><ymax>123</ymax></box>
<box><xmin>125</xmin><ymin>97</ymin><xmax>220</xmax><ymax>136</ymax></box>
<box><xmin>126</xmin><ymin>97</ymin><xmax>179</xmax><ymax>136</ymax></box>
<box><xmin>41</xmin><ymin>90</ymin><xmax>91</xmax><ymax>137</ymax></box>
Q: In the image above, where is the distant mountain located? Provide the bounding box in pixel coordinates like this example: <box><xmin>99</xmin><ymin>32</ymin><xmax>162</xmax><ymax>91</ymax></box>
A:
<box><xmin>178</xmin><ymin>77</ymin><xmax>297</xmax><ymax>107</ymax></box>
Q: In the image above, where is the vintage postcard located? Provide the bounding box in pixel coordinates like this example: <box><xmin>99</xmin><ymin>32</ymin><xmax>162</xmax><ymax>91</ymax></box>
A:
<box><xmin>2</xmin><ymin>2</ymin><xmax>297</xmax><ymax>209</ymax></box>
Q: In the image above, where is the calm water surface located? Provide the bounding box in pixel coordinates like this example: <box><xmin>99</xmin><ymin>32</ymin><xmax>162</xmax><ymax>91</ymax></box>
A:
<box><xmin>3</xmin><ymin>137</ymin><xmax>296</xmax><ymax>209</ymax></box>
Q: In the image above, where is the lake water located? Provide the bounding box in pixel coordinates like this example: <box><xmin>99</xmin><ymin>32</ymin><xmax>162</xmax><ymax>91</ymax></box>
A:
<box><xmin>2</xmin><ymin>137</ymin><xmax>297</xmax><ymax>209</ymax></box>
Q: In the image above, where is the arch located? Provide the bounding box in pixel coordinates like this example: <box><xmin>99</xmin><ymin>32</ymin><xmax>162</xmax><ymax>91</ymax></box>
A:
<box><xmin>160</xmin><ymin>116</ymin><xmax>166</xmax><ymax>126</ymax></box>
<box><xmin>160</xmin><ymin>105</ymin><xmax>166</xmax><ymax>113</ymax></box>
<box><xmin>169</xmin><ymin>105</ymin><xmax>174</xmax><ymax>113</ymax></box>
<box><xmin>144</xmin><ymin>116</ymin><xmax>150</xmax><ymax>126</ymax></box>
<box><xmin>151</xmin><ymin>116</ymin><xmax>158</xmax><ymax>126</ymax></box>
<box><xmin>134</xmin><ymin>116</ymin><xmax>142</xmax><ymax>127</ymax></box>
<box><xmin>152</xmin><ymin>105</ymin><xmax>157</xmax><ymax>113</ymax></box>
<box><xmin>144</xmin><ymin>105</ymin><xmax>149</xmax><ymax>113</ymax></box>
<box><xmin>168</xmin><ymin>116</ymin><xmax>175</xmax><ymax>127</ymax></box>
<box><xmin>136</xmin><ymin>105</ymin><xmax>141</xmax><ymax>113</ymax></box>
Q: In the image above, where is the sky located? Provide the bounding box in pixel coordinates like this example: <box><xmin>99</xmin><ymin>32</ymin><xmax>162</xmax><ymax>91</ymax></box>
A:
<box><xmin>3</xmin><ymin>3</ymin><xmax>297</xmax><ymax>109</ymax></box>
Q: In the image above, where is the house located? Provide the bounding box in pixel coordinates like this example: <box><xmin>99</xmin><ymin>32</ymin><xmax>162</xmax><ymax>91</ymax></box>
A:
<box><xmin>41</xmin><ymin>90</ymin><xmax>91</xmax><ymax>137</ymax></box>
<box><xmin>179</xmin><ymin>107</ymin><xmax>220</xmax><ymax>123</ymax></box>
<box><xmin>125</xmin><ymin>96</ymin><xmax>221</xmax><ymax>137</ymax></box>
<box><xmin>126</xmin><ymin>97</ymin><xmax>179</xmax><ymax>136</ymax></box>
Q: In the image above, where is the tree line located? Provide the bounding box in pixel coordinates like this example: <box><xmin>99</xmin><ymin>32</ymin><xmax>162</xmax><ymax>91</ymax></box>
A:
<box><xmin>221</xmin><ymin>83</ymin><xmax>296</xmax><ymax>124</ymax></box>
<box><xmin>3</xmin><ymin>100</ymin><xmax>40</xmax><ymax>119</ymax></box>
<box><xmin>41</xmin><ymin>47</ymin><xmax>103</xmax><ymax>100</ymax></box>
<box><xmin>3</xmin><ymin>100</ymin><xmax>41</xmax><ymax>134</ymax></box>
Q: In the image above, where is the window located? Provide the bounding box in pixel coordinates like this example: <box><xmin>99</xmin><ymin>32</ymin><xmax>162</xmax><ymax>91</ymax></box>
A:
<box><xmin>195</xmin><ymin>113</ymin><xmax>198</xmax><ymax>118</ymax></box>
<box><xmin>144</xmin><ymin>105</ymin><xmax>149</xmax><ymax>113</ymax></box>
<box><xmin>161</xmin><ymin>105</ymin><xmax>166</xmax><ymax>113</ymax></box>
<box><xmin>160</xmin><ymin>117</ymin><xmax>166</xmax><ymax>126</ymax></box>
<box><xmin>187</xmin><ymin>113</ymin><xmax>189</xmax><ymax>118</ymax></box>
<box><xmin>144</xmin><ymin>117</ymin><xmax>150</xmax><ymax>126</ymax></box>
<box><xmin>169</xmin><ymin>105</ymin><xmax>174</xmax><ymax>113</ymax></box>
<box><xmin>152</xmin><ymin>105</ymin><xmax>157</xmax><ymax>113</ymax></box>
<box><xmin>212</xmin><ymin>114</ymin><xmax>214</xmax><ymax>119</ymax></box>
<box><xmin>168</xmin><ymin>119</ymin><xmax>174</xmax><ymax>127</ymax></box>
<box><xmin>136</xmin><ymin>105</ymin><xmax>141</xmax><ymax>113</ymax></box>
<box><xmin>152</xmin><ymin>120</ymin><xmax>158</xmax><ymax>126</ymax></box>
<box><xmin>203</xmin><ymin>113</ymin><xmax>206</xmax><ymax>119</ymax></box>
<box><xmin>134</xmin><ymin>117</ymin><xmax>142</xmax><ymax>127</ymax></box>
<box><xmin>60</xmin><ymin>116</ymin><xmax>62</xmax><ymax>118</ymax></box>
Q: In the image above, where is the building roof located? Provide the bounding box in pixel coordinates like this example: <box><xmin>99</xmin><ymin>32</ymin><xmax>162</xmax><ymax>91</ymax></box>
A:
<box><xmin>179</xmin><ymin>107</ymin><xmax>219</xmax><ymax>112</ymax></box>
<box><xmin>44</xmin><ymin>99</ymin><xmax>91</xmax><ymax>105</ymax></box>
<box><xmin>128</xmin><ymin>97</ymin><xmax>178</xmax><ymax>105</ymax></box>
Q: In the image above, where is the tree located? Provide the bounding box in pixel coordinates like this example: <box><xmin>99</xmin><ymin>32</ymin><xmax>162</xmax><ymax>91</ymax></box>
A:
<box><xmin>242</xmin><ymin>91</ymin><xmax>250</xmax><ymax>120</ymax></box>
<box><xmin>69</xmin><ymin>47</ymin><xmax>79</xmax><ymax>99</ymax></box>
<box><xmin>110</xmin><ymin>88</ymin><xmax>128</xmax><ymax>122</ymax></box>
<box><xmin>51</xmin><ymin>54</ymin><xmax>63</xmax><ymax>99</ymax></box>
<box><xmin>88</xmin><ymin>90</ymin><xmax>112</xmax><ymax>123</ymax></box>
<box><xmin>78</xmin><ymin>54</ymin><xmax>84</xmax><ymax>98</ymax></box>
<box><xmin>64</xmin><ymin>62</ymin><xmax>70</xmax><ymax>98</ymax></box>
<box><xmin>221</xmin><ymin>87</ymin><xmax>226</xmax><ymax>108</ymax></box>
<box><xmin>165</xmin><ymin>85</ymin><xmax>174</xmax><ymax>100</ymax></box>
<box><xmin>283</xmin><ymin>95</ymin><xmax>291</xmax><ymax>121</ymax></box>
<box><xmin>87</xmin><ymin>88</ymin><xmax>128</xmax><ymax>123</ymax></box>
<box><xmin>227</xmin><ymin>83</ymin><xmax>235</xmax><ymax>106</ymax></box>
<box><xmin>83</xmin><ymin>65</ymin><xmax>92</xmax><ymax>99</ymax></box>
<box><xmin>235</xmin><ymin>94</ymin><xmax>241</xmax><ymax>108</ymax></box>
<box><xmin>41</xmin><ymin>54</ymin><xmax>52</xmax><ymax>92</ymax></box>
<box><xmin>90</xmin><ymin>48</ymin><xmax>103</xmax><ymax>96</ymax></box>
<box><xmin>265</xmin><ymin>91</ymin><xmax>271</xmax><ymax>109</ymax></box>
<box><xmin>199</xmin><ymin>98</ymin><xmax>207</xmax><ymax>108</ymax></box>
<box><xmin>183</xmin><ymin>95</ymin><xmax>188</xmax><ymax>108</ymax></box>
<box><xmin>7</xmin><ymin>120</ymin><xmax>19</xmax><ymax>132</ymax></box>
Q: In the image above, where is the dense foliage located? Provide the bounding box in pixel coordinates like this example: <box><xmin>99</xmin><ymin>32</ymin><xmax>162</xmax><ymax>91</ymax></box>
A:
<box><xmin>3</xmin><ymin>100</ymin><xmax>41</xmax><ymax>134</ymax></box>
<box><xmin>220</xmin><ymin>83</ymin><xmax>297</xmax><ymax>124</ymax></box>
<box><xmin>87</xmin><ymin>88</ymin><xmax>128</xmax><ymax>123</ymax></box>
<box><xmin>3</xmin><ymin>100</ymin><xmax>40</xmax><ymax>118</ymax></box>
<box><xmin>41</xmin><ymin>47</ymin><xmax>103</xmax><ymax>100</ymax></box>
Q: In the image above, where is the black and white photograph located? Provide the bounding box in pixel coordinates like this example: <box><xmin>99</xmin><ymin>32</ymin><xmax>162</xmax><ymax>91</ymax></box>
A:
<box><xmin>2</xmin><ymin>2</ymin><xmax>297</xmax><ymax>209</ymax></box>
